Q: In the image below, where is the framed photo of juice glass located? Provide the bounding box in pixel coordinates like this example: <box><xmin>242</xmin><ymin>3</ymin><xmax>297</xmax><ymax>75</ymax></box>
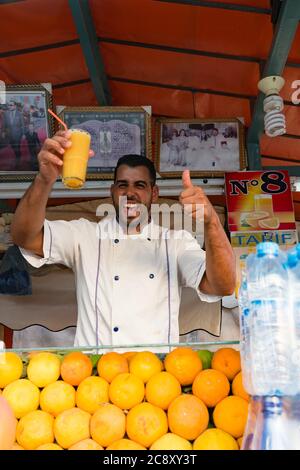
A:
<box><xmin>155</xmin><ymin>117</ymin><xmax>247</xmax><ymax>178</ymax></box>
<box><xmin>57</xmin><ymin>106</ymin><xmax>152</xmax><ymax>180</ymax></box>
<box><xmin>0</xmin><ymin>84</ymin><xmax>54</xmax><ymax>182</ymax></box>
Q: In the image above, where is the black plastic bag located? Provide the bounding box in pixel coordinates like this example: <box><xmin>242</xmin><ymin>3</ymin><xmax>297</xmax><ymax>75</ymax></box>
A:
<box><xmin>0</xmin><ymin>245</ymin><xmax>32</xmax><ymax>295</ymax></box>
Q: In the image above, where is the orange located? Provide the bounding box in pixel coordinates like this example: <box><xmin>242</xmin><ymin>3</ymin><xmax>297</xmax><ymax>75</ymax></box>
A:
<box><xmin>193</xmin><ymin>428</ymin><xmax>239</xmax><ymax>450</ymax></box>
<box><xmin>211</xmin><ymin>348</ymin><xmax>241</xmax><ymax>381</ymax></box>
<box><xmin>97</xmin><ymin>352</ymin><xmax>129</xmax><ymax>383</ymax></box>
<box><xmin>167</xmin><ymin>394</ymin><xmax>209</xmax><ymax>440</ymax></box>
<box><xmin>127</xmin><ymin>402</ymin><xmax>168</xmax><ymax>448</ymax></box>
<box><xmin>0</xmin><ymin>396</ymin><xmax>17</xmax><ymax>450</ymax></box>
<box><xmin>106</xmin><ymin>439</ymin><xmax>146</xmax><ymax>450</ymax></box>
<box><xmin>164</xmin><ymin>347</ymin><xmax>202</xmax><ymax>385</ymax></box>
<box><xmin>69</xmin><ymin>439</ymin><xmax>104</xmax><ymax>450</ymax></box>
<box><xmin>90</xmin><ymin>403</ymin><xmax>126</xmax><ymax>447</ymax></box>
<box><xmin>237</xmin><ymin>436</ymin><xmax>244</xmax><ymax>449</ymax></box>
<box><xmin>40</xmin><ymin>381</ymin><xmax>76</xmax><ymax>417</ymax></box>
<box><xmin>54</xmin><ymin>407</ymin><xmax>91</xmax><ymax>449</ymax></box>
<box><xmin>36</xmin><ymin>443</ymin><xmax>63</xmax><ymax>450</ymax></box>
<box><xmin>213</xmin><ymin>395</ymin><xmax>249</xmax><ymax>438</ymax></box>
<box><xmin>242</xmin><ymin>212</ymin><xmax>268</xmax><ymax>228</ymax></box>
<box><xmin>61</xmin><ymin>352</ymin><xmax>93</xmax><ymax>386</ymax></box>
<box><xmin>192</xmin><ymin>369</ymin><xmax>230</xmax><ymax>408</ymax></box>
<box><xmin>11</xmin><ymin>443</ymin><xmax>24</xmax><ymax>450</ymax></box>
<box><xmin>27</xmin><ymin>352</ymin><xmax>61</xmax><ymax>388</ymax></box>
<box><xmin>258</xmin><ymin>217</ymin><xmax>280</xmax><ymax>229</ymax></box>
<box><xmin>122</xmin><ymin>351</ymin><xmax>137</xmax><ymax>362</ymax></box>
<box><xmin>16</xmin><ymin>410</ymin><xmax>54</xmax><ymax>450</ymax></box>
<box><xmin>109</xmin><ymin>373</ymin><xmax>144</xmax><ymax>410</ymax></box>
<box><xmin>3</xmin><ymin>379</ymin><xmax>40</xmax><ymax>418</ymax></box>
<box><xmin>150</xmin><ymin>433</ymin><xmax>192</xmax><ymax>450</ymax></box>
<box><xmin>129</xmin><ymin>351</ymin><xmax>163</xmax><ymax>383</ymax></box>
<box><xmin>76</xmin><ymin>376</ymin><xmax>109</xmax><ymax>414</ymax></box>
<box><xmin>0</xmin><ymin>352</ymin><xmax>23</xmax><ymax>388</ymax></box>
<box><xmin>146</xmin><ymin>371</ymin><xmax>181</xmax><ymax>410</ymax></box>
<box><xmin>232</xmin><ymin>372</ymin><xmax>250</xmax><ymax>402</ymax></box>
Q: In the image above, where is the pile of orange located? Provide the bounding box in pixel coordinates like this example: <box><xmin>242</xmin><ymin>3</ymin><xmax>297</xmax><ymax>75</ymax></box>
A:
<box><xmin>0</xmin><ymin>347</ymin><xmax>249</xmax><ymax>450</ymax></box>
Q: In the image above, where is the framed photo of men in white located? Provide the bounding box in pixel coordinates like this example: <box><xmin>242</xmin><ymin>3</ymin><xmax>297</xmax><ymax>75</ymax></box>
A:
<box><xmin>155</xmin><ymin>118</ymin><xmax>247</xmax><ymax>178</ymax></box>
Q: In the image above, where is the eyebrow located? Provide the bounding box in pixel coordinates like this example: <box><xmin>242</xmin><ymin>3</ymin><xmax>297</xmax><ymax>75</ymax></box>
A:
<box><xmin>115</xmin><ymin>180</ymin><xmax>148</xmax><ymax>185</ymax></box>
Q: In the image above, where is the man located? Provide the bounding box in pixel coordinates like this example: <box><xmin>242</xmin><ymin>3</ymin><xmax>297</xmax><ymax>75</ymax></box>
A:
<box><xmin>11</xmin><ymin>130</ymin><xmax>235</xmax><ymax>348</ymax></box>
<box><xmin>187</xmin><ymin>129</ymin><xmax>201</xmax><ymax>166</ymax></box>
<box><xmin>3</xmin><ymin>100</ymin><xmax>25</xmax><ymax>168</ymax></box>
<box><xmin>25</xmin><ymin>123</ymin><xmax>41</xmax><ymax>170</ymax></box>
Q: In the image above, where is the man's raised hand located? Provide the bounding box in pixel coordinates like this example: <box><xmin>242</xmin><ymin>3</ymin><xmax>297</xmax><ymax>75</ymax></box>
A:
<box><xmin>179</xmin><ymin>170</ymin><xmax>213</xmax><ymax>223</ymax></box>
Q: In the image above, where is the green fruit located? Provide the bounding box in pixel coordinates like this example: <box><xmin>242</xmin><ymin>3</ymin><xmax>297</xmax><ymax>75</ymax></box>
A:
<box><xmin>90</xmin><ymin>354</ymin><xmax>102</xmax><ymax>368</ymax></box>
<box><xmin>197</xmin><ymin>350</ymin><xmax>213</xmax><ymax>369</ymax></box>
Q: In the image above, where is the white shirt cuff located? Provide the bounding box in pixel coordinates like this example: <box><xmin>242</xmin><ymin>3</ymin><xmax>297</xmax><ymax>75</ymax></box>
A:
<box><xmin>19</xmin><ymin>221</ymin><xmax>53</xmax><ymax>268</ymax></box>
<box><xmin>194</xmin><ymin>263</ymin><xmax>222</xmax><ymax>303</ymax></box>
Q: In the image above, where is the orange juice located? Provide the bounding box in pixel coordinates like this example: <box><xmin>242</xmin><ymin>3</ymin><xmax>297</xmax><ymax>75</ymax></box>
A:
<box><xmin>62</xmin><ymin>129</ymin><xmax>91</xmax><ymax>189</ymax></box>
<box><xmin>254</xmin><ymin>194</ymin><xmax>274</xmax><ymax>217</ymax></box>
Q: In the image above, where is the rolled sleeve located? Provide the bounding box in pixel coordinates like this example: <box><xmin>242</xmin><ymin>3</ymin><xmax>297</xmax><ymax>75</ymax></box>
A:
<box><xmin>20</xmin><ymin>219</ymin><xmax>78</xmax><ymax>269</ymax></box>
<box><xmin>177</xmin><ymin>231</ymin><xmax>221</xmax><ymax>303</ymax></box>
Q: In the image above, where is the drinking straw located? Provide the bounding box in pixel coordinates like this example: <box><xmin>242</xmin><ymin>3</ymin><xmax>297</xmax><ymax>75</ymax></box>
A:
<box><xmin>48</xmin><ymin>108</ymin><xmax>68</xmax><ymax>131</ymax></box>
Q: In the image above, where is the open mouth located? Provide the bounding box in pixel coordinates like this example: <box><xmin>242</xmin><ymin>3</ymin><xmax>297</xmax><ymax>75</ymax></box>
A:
<box><xmin>123</xmin><ymin>203</ymin><xmax>139</xmax><ymax>218</ymax></box>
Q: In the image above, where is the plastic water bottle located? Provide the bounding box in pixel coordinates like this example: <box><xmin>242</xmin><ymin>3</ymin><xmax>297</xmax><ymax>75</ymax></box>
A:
<box><xmin>242</xmin><ymin>396</ymin><xmax>264</xmax><ymax>450</ymax></box>
<box><xmin>238</xmin><ymin>268</ymin><xmax>253</xmax><ymax>395</ymax></box>
<box><xmin>296</xmin><ymin>243</ymin><xmax>300</xmax><ymax>260</ymax></box>
<box><xmin>243</xmin><ymin>395</ymin><xmax>300</xmax><ymax>450</ymax></box>
<box><xmin>246</xmin><ymin>242</ymin><xmax>295</xmax><ymax>396</ymax></box>
<box><xmin>286</xmin><ymin>249</ymin><xmax>300</xmax><ymax>393</ymax></box>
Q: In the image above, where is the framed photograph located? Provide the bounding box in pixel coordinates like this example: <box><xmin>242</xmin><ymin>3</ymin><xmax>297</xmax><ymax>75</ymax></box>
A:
<box><xmin>0</xmin><ymin>84</ymin><xmax>54</xmax><ymax>181</ymax></box>
<box><xmin>0</xmin><ymin>212</ymin><xmax>13</xmax><ymax>256</ymax></box>
<box><xmin>155</xmin><ymin>118</ymin><xmax>247</xmax><ymax>178</ymax></box>
<box><xmin>58</xmin><ymin>106</ymin><xmax>152</xmax><ymax>179</ymax></box>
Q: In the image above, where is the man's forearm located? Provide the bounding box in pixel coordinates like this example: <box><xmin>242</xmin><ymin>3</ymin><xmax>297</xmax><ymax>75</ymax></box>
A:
<box><xmin>201</xmin><ymin>213</ymin><xmax>236</xmax><ymax>296</ymax></box>
<box><xmin>11</xmin><ymin>174</ymin><xmax>53</xmax><ymax>248</ymax></box>
<box><xmin>179</xmin><ymin>170</ymin><xmax>236</xmax><ymax>296</ymax></box>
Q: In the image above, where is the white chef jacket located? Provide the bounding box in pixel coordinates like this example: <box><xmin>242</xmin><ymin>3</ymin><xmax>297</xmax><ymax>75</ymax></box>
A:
<box><xmin>20</xmin><ymin>216</ymin><xmax>219</xmax><ymax>349</ymax></box>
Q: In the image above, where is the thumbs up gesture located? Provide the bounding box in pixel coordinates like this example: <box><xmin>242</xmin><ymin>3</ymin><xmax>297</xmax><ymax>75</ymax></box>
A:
<box><xmin>179</xmin><ymin>170</ymin><xmax>213</xmax><ymax>224</ymax></box>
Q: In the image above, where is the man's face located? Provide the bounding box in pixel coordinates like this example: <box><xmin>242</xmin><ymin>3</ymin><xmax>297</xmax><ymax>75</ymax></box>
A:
<box><xmin>8</xmin><ymin>102</ymin><xmax>15</xmax><ymax>110</ymax></box>
<box><xmin>111</xmin><ymin>165</ymin><xmax>159</xmax><ymax>228</ymax></box>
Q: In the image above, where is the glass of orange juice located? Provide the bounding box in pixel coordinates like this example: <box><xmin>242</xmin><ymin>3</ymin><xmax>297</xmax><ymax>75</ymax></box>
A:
<box><xmin>62</xmin><ymin>129</ymin><xmax>91</xmax><ymax>189</ymax></box>
<box><xmin>254</xmin><ymin>194</ymin><xmax>274</xmax><ymax>217</ymax></box>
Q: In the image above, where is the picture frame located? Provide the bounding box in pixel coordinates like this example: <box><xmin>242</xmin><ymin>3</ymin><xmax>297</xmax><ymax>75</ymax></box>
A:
<box><xmin>58</xmin><ymin>106</ymin><xmax>152</xmax><ymax>180</ymax></box>
<box><xmin>155</xmin><ymin>118</ymin><xmax>247</xmax><ymax>178</ymax></box>
<box><xmin>0</xmin><ymin>84</ymin><xmax>54</xmax><ymax>182</ymax></box>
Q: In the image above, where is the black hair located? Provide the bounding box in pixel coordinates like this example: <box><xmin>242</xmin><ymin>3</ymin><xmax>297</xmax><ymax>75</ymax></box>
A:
<box><xmin>114</xmin><ymin>154</ymin><xmax>156</xmax><ymax>186</ymax></box>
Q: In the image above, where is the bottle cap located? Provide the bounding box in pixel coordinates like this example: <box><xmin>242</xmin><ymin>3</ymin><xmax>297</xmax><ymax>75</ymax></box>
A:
<box><xmin>287</xmin><ymin>250</ymin><xmax>298</xmax><ymax>268</ymax></box>
<box><xmin>256</xmin><ymin>242</ymin><xmax>279</xmax><ymax>257</ymax></box>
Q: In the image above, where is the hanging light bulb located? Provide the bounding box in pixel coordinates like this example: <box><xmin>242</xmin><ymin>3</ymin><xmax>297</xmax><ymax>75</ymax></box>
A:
<box><xmin>258</xmin><ymin>76</ymin><xmax>286</xmax><ymax>137</ymax></box>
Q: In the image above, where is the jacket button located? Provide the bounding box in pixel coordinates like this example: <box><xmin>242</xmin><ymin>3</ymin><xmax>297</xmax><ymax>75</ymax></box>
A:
<box><xmin>113</xmin><ymin>327</ymin><xmax>119</xmax><ymax>332</ymax></box>
<box><xmin>149</xmin><ymin>274</ymin><xmax>154</xmax><ymax>279</ymax></box>
<box><xmin>114</xmin><ymin>239</ymin><xmax>119</xmax><ymax>243</ymax></box>
<box><xmin>114</xmin><ymin>275</ymin><xmax>119</xmax><ymax>281</ymax></box>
